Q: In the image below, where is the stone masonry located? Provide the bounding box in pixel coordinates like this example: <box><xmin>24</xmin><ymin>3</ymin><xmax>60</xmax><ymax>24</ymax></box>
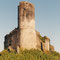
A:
<box><xmin>18</xmin><ymin>2</ymin><xmax>37</xmax><ymax>49</ymax></box>
<box><xmin>4</xmin><ymin>1</ymin><xmax>54</xmax><ymax>52</ymax></box>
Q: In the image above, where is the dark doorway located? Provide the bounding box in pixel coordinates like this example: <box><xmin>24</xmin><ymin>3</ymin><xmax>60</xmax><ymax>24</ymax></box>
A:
<box><xmin>41</xmin><ymin>42</ymin><xmax>43</xmax><ymax>51</ymax></box>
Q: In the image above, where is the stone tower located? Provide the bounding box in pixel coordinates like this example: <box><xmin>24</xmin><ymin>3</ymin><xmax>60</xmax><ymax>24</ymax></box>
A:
<box><xmin>4</xmin><ymin>1</ymin><xmax>54</xmax><ymax>52</ymax></box>
<box><xmin>18</xmin><ymin>1</ymin><xmax>37</xmax><ymax>49</ymax></box>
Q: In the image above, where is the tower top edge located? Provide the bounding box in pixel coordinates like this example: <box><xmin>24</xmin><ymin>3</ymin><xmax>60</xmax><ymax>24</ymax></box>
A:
<box><xmin>19</xmin><ymin>1</ymin><xmax>34</xmax><ymax>6</ymax></box>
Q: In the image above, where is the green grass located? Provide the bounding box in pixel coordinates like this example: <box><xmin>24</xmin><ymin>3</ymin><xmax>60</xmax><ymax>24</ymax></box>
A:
<box><xmin>0</xmin><ymin>49</ymin><xmax>60</xmax><ymax>60</ymax></box>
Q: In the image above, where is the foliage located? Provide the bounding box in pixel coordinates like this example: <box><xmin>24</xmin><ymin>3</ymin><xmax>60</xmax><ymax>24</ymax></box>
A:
<box><xmin>40</xmin><ymin>35</ymin><xmax>47</xmax><ymax>42</ymax></box>
<box><xmin>0</xmin><ymin>49</ymin><xmax>60</xmax><ymax>60</ymax></box>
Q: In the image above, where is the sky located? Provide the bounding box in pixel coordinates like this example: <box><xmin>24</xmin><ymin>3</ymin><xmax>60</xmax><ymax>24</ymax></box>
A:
<box><xmin>0</xmin><ymin>0</ymin><xmax>60</xmax><ymax>53</ymax></box>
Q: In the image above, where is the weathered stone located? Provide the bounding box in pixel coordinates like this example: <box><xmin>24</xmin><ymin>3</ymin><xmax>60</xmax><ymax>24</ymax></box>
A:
<box><xmin>44</xmin><ymin>36</ymin><xmax>50</xmax><ymax>51</ymax></box>
<box><xmin>50</xmin><ymin>45</ymin><xmax>54</xmax><ymax>51</ymax></box>
<box><xmin>4</xmin><ymin>1</ymin><xmax>54</xmax><ymax>52</ymax></box>
<box><xmin>18</xmin><ymin>1</ymin><xmax>37</xmax><ymax>49</ymax></box>
<box><xmin>4</xmin><ymin>28</ymin><xmax>20</xmax><ymax>51</ymax></box>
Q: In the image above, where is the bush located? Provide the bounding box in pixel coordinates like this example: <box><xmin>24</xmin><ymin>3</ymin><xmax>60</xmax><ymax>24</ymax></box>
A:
<box><xmin>0</xmin><ymin>49</ymin><xmax>60</xmax><ymax>60</ymax></box>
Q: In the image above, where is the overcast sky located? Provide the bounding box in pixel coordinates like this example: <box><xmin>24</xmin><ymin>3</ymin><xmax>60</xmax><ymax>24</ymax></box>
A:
<box><xmin>0</xmin><ymin>0</ymin><xmax>60</xmax><ymax>53</ymax></box>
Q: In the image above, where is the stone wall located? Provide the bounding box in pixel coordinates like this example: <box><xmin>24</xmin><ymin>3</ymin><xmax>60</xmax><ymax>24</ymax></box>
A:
<box><xmin>4</xmin><ymin>28</ymin><xmax>19</xmax><ymax>51</ymax></box>
<box><xmin>18</xmin><ymin>1</ymin><xmax>37</xmax><ymax>49</ymax></box>
<box><xmin>4</xmin><ymin>28</ymin><xmax>51</xmax><ymax>52</ymax></box>
<box><xmin>44</xmin><ymin>37</ymin><xmax>50</xmax><ymax>51</ymax></box>
<box><xmin>50</xmin><ymin>45</ymin><xmax>54</xmax><ymax>51</ymax></box>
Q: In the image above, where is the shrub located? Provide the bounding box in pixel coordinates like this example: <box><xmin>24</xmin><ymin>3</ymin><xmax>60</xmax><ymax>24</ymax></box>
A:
<box><xmin>0</xmin><ymin>49</ymin><xmax>60</xmax><ymax>60</ymax></box>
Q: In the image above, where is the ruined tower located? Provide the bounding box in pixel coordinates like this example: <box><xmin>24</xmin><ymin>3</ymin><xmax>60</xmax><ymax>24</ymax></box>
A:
<box><xmin>18</xmin><ymin>1</ymin><xmax>37</xmax><ymax>49</ymax></box>
<box><xmin>4</xmin><ymin>1</ymin><xmax>54</xmax><ymax>52</ymax></box>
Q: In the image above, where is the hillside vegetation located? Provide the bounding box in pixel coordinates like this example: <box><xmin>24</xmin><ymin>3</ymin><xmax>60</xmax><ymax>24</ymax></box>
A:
<box><xmin>0</xmin><ymin>49</ymin><xmax>60</xmax><ymax>60</ymax></box>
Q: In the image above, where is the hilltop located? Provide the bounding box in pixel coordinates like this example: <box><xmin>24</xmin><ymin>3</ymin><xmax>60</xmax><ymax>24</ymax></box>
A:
<box><xmin>0</xmin><ymin>49</ymin><xmax>60</xmax><ymax>60</ymax></box>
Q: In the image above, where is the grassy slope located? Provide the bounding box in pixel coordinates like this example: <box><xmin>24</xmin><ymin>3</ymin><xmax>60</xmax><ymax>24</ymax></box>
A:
<box><xmin>0</xmin><ymin>49</ymin><xmax>60</xmax><ymax>60</ymax></box>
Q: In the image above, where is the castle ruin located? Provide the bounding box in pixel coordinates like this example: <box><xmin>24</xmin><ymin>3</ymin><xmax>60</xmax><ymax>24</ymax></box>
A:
<box><xmin>4</xmin><ymin>1</ymin><xmax>54</xmax><ymax>52</ymax></box>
